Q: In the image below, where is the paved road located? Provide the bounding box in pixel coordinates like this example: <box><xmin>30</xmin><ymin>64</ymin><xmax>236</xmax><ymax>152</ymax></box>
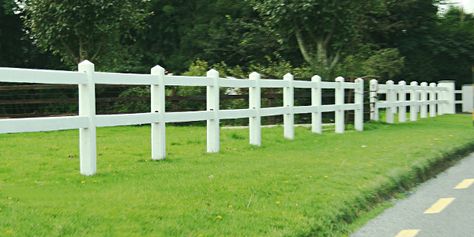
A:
<box><xmin>352</xmin><ymin>152</ymin><xmax>474</xmax><ymax>237</ymax></box>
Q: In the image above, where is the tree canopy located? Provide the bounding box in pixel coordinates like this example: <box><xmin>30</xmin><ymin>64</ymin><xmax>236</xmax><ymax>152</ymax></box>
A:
<box><xmin>247</xmin><ymin>0</ymin><xmax>379</xmax><ymax>77</ymax></box>
<box><xmin>23</xmin><ymin>0</ymin><xmax>149</xmax><ymax>68</ymax></box>
<box><xmin>0</xmin><ymin>0</ymin><xmax>472</xmax><ymax>84</ymax></box>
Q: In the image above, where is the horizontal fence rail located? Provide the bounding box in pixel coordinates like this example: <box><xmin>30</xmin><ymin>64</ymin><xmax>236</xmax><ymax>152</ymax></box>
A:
<box><xmin>0</xmin><ymin>61</ymin><xmax>456</xmax><ymax>176</ymax></box>
<box><xmin>369</xmin><ymin>79</ymin><xmax>455</xmax><ymax>123</ymax></box>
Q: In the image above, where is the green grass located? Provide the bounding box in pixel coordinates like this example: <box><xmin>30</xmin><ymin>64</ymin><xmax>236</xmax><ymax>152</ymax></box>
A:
<box><xmin>0</xmin><ymin>115</ymin><xmax>473</xmax><ymax>237</ymax></box>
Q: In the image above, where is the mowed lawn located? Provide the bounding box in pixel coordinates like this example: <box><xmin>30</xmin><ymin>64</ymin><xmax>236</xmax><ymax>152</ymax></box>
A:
<box><xmin>0</xmin><ymin>115</ymin><xmax>473</xmax><ymax>236</ymax></box>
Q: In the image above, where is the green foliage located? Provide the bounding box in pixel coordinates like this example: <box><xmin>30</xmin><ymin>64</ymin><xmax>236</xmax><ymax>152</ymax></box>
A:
<box><xmin>185</xmin><ymin>58</ymin><xmax>313</xmax><ymax>80</ymax></box>
<box><xmin>23</xmin><ymin>0</ymin><xmax>150</xmax><ymax>69</ymax></box>
<box><xmin>432</xmin><ymin>7</ymin><xmax>474</xmax><ymax>85</ymax></box>
<box><xmin>138</xmin><ymin>0</ymin><xmax>285</xmax><ymax>73</ymax></box>
<box><xmin>0</xmin><ymin>0</ymin><xmax>62</xmax><ymax>68</ymax></box>
<box><xmin>182</xmin><ymin>59</ymin><xmax>209</xmax><ymax>76</ymax></box>
<box><xmin>0</xmin><ymin>115</ymin><xmax>472</xmax><ymax>236</ymax></box>
<box><xmin>0</xmin><ymin>0</ymin><xmax>472</xmax><ymax>91</ymax></box>
<box><xmin>114</xmin><ymin>87</ymin><xmax>150</xmax><ymax>113</ymax></box>
<box><xmin>247</xmin><ymin>0</ymin><xmax>382</xmax><ymax>77</ymax></box>
<box><xmin>363</xmin><ymin>0</ymin><xmax>442</xmax><ymax>82</ymax></box>
<box><xmin>363</xmin><ymin>48</ymin><xmax>405</xmax><ymax>81</ymax></box>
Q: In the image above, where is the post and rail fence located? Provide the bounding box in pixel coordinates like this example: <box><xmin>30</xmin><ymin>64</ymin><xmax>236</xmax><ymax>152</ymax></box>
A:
<box><xmin>0</xmin><ymin>61</ymin><xmax>458</xmax><ymax>175</ymax></box>
<box><xmin>0</xmin><ymin>61</ymin><xmax>364</xmax><ymax>175</ymax></box>
<box><xmin>369</xmin><ymin>79</ymin><xmax>456</xmax><ymax>123</ymax></box>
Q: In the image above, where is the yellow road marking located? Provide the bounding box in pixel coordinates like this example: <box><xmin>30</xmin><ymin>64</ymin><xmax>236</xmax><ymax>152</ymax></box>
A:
<box><xmin>424</xmin><ymin>198</ymin><xmax>455</xmax><ymax>214</ymax></box>
<box><xmin>395</xmin><ymin>229</ymin><xmax>420</xmax><ymax>237</ymax></box>
<box><xmin>454</xmin><ymin>179</ymin><xmax>474</xmax><ymax>189</ymax></box>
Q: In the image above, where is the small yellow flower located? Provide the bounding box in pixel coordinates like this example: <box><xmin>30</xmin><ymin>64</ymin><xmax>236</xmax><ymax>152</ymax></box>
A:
<box><xmin>215</xmin><ymin>215</ymin><xmax>223</xmax><ymax>221</ymax></box>
<box><xmin>81</xmin><ymin>180</ymin><xmax>86</xmax><ymax>184</ymax></box>
<box><xmin>275</xmin><ymin>201</ymin><xmax>281</xmax><ymax>205</ymax></box>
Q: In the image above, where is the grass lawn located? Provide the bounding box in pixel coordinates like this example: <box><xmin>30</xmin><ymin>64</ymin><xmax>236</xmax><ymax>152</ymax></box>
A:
<box><xmin>0</xmin><ymin>114</ymin><xmax>473</xmax><ymax>236</ymax></box>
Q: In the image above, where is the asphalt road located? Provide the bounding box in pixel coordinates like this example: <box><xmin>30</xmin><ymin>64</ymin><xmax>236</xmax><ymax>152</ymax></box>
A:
<box><xmin>351</xmin><ymin>152</ymin><xmax>474</xmax><ymax>237</ymax></box>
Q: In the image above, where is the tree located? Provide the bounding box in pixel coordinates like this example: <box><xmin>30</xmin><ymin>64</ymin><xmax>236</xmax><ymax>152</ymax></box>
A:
<box><xmin>247</xmin><ymin>0</ymin><xmax>380</xmax><ymax>77</ymax></box>
<box><xmin>363</xmin><ymin>0</ymin><xmax>440</xmax><ymax>82</ymax></box>
<box><xmin>365</xmin><ymin>1</ymin><xmax>474</xmax><ymax>85</ymax></box>
<box><xmin>432</xmin><ymin>7</ymin><xmax>474</xmax><ymax>85</ymax></box>
<box><xmin>0</xmin><ymin>0</ymin><xmax>23</xmax><ymax>66</ymax></box>
<box><xmin>23</xmin><ymin>0</ymin><xmax>150</xmax><ymax>69</ymax></box>
<box><xmin>137</xmin><ymin>0</ymin><xmax>287</xmax><ymax>73</ymax></box>
<box><xmin>0</xmin><ymin>0</ymin><xmax>62</xmax><ymax>68</ymax></box>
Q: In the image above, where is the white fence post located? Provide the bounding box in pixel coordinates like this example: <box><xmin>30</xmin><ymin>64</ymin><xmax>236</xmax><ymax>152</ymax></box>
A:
<box><xmin>398</xmin><ymin>81</ymin><xmax>407</xmax><ymax>123</ymax></box>
<box><xmin>420</xmin><ymin>82</ymin><xmax>428</xmax><ymax>118</ymax></box>
<box><xmin>429</xmin><ymin>82</ymin><xmax>437</xmax><ymax>117</ymax></box>
<box><xmin>78</xmin><ymin>60</ymin><xmax>96</xmax><ymax>176</ymax></box>
<box><xmin>311</xmin><ymin>75</ymin><xmax>322</xmax><ymax>134</ymax></box>
<box><xmin>410</xmin><ymin>81</ymin><xmax>418</xmax><ymax>121</ymax></box>
<box><xmin>335</xmin><ymin>77</ymin><xmax>345</xmax><ymax>133</ymax></box>
<box><xmin>354</xmin><ymin>78</ymin><xmax>364</xmax><ymax>131</ymax></box>
<box><xmin>437</xmin><ymin>85</ymin><xmax>444</xmax><ymax>116</ymax></box>
<box><xmin>249</xmin><ymin>72</ymin><xmax>261</xmax><ymax>146</ymax></box>
<box><xmin>283</xmin><ymin>73</ymin><xmax>294</xmax><ymax>139</ymax></box>
<box><xmin>207</xmin><ymin>69</ymin><xmax>220</xmax><ymax>152</ymax></box>
<box><xmin>370</xmin><ymin>79</ymin><xmax>379</xmax><ymax>121</ymax></box>
<box><xmin>151</xmin><ymin>65</ymin><xmax>166</xmax><ymax>160</ymax></box>
<box><xmin>438</xmin><ymin>80</ymin><xmax>455</xmax><ymax>114</ymax></box>
<box><xmin>386</xmin><ymin>80</ymin><xmax>395</xmax><ymax>124</ymax></box>
<box><xmin>462</xmin><ymin>84</ymin><xmax>473</xmax><ymax>113</ymax></box>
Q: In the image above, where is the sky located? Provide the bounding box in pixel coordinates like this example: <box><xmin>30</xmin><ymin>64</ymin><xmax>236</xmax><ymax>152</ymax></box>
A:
<box><xmin>441</xmin><ymin>0</ymin><xmax>474</xmax><ymax>14</ymax></box>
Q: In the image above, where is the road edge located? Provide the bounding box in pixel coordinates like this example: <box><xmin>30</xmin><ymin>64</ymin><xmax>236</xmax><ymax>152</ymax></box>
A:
<box><xmin>305</xmin><ymin>141</ymin><xmax>474</xmax><ymax>237</ymax></box>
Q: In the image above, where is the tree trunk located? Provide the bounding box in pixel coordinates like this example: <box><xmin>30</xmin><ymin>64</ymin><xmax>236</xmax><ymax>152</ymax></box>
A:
<box><xmin>316</xmin><ymin>40</ymin><xmax>328</xmax><ymax>69</ymax></box>
<box><xmin>295</xmin><ymin>30</ymin><xmax>341</xmax><ymax>79</ymax></box>
<box><xmin>295</xmin><ymin>28</ymin><xmax>313</xmax><ymax>65</ymax></box>
<box><xmin>78</xmin><ymin>39</ymin><xmax>88</xmax><ymax>63</ymax></box>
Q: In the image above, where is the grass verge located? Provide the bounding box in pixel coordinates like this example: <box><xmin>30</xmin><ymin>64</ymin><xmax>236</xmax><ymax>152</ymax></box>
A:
<box><xmin>0</xmin><ymin>114</ymin><xmax>472</xmax><ymax>236</ymax></box>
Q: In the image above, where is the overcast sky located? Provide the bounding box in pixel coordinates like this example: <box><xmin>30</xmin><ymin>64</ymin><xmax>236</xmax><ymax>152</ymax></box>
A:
<box><xmin>441</xmin><ymin>0</ymin><xmax>474</xmax><ymax>14</ymax></box>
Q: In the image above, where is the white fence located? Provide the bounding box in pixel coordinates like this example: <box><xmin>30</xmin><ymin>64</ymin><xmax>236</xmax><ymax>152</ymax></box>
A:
<box><xmin>0</xmin><ymin>61</ymin><xmax>365</xmax><ymax>176</ymax></box>
<box><xmin>369</xmin><ymin>79</ymin><xmax>455</xmax><ymax>123</ymax></box>
<box><xmin>455</xmin><ymin>85</ymin><xmax>473</xmax><ymax>113</ymax></box>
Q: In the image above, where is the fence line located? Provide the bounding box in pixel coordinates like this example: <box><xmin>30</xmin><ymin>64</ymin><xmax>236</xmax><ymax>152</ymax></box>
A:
<box><xmin>369</xmin><ymin>79</ymin><xmax>455</xmax><ymax>123</ymax></box>
<box><xmin>0</xmin><ymin>60</ymin><xmax>366</xmax><ymax>176</ymax></box>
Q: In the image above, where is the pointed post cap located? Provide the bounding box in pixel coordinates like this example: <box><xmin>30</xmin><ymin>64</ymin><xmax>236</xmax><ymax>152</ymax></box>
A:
<box><xmin>249</xmin><ymin>72</ymin><xmax>260</xmax><ymax>79</ymax></box>
<box><xmin>151</xmin><ymin>65</ymin><xmax>165</xmax><ymax>75</ymax></box>
<box><xmin>335</xmin><ymin>76</ymin><xmax>344</xmax><ymax>82</ymax></box>
<box><xmin>283</xmin><ymin>73</ymin><xmax>293</xmax><ymax>80</ymax></box>
<box><xmin>398</xmin><ymin>80</ymin><xmax>406</xmax><ymax>85</ymax></box>
<box><xmin>311</xmin><ymin>75</ymin><xmax>321</xmax><ymax>82</ymax></box>
<box><xmin>79</xmin><ymin>60</ymin><xmax>94</xmax><ymax>66</ymax></box>
<box><xmin>386</xmin><ymin>80</ymin><xmax>394</xmax><ymax>85</ymax></box>
<box><xmin>410</xmin><ymin>81</ymin><xmax>418</xmax><ymax>86</ymax></box>
<box><xmin>207</xmin><ymin>69</ymin><xmax>219</xmax><ymax>77</ymax></box>
<box><xmin>78</xmin><ymin>60</ymin><xmax>94</xmax><ymax>71</ymax></box>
